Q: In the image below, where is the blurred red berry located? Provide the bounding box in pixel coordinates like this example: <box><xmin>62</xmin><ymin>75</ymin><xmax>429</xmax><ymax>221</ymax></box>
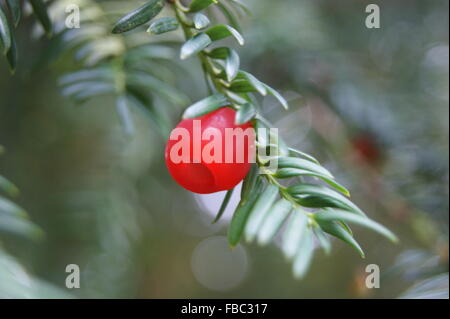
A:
<box><xmin>352</xmin><ymin>134</ymin><xmax>381</xmax><ymax>165</ymax></box>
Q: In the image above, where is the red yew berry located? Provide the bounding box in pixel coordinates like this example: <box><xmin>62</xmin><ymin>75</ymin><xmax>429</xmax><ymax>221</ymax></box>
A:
<box><xmin>352</xmin><ymin>133</ymin><xmax>381</xmax><ymax>165</ymax></box>
<box><xmin>165</xmin><ymin>107</ymin><xmax>255</xmax><ymax>194</ymax></box>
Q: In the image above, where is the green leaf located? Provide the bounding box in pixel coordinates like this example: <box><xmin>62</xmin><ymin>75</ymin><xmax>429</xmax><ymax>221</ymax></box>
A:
<box><xmin>225</xmin><ymin>90</ymin><xmax>249</xmax><ymax>105</ymax></box>
<box><xmin>59</xmin><ymin>68</ymin><xmax>114</xmax><ymax>86</ymax></box>
<box><xmin>240</xmin><ymin>164</ymin><xmax>258</xmax><ymax>204</ymax></box>
<box><xmin>235</xmin><ymin>103</ymin><xmax>256</xmax><ymax>125</ymax></box>
<box><xmin>126</xmin><ymin>44</ymin><xmax>177</xmax><ymax>61</ymax></box>
<box><xmin>265</xmin><ymin>85</ymin><xmax>288</xmax><ymax>110</ymax></box>
<box><xmin>112</xmin><ymin>0</ymin><xmax>165</xmax><ymax>34</ymax></box>
<box><xmin>274</xmin><ymin>168</ymin><xmax>350</xmax><ymax>196</ymax></box>
<box><xmin>180</xmin><ymin>33</ymin><xmax>212</xmax><ymax>59</ymax></box>
<box><xmin>6</xmin><ymin>32</ymin><xmax>17</xmax><ymax>73</ymax></box>
<box><xmin>282</xmin><ymin>210</ymin><xmax>308</xmax><ymax>259</ymax></box>
<box><xmin>254</xmin><ymin>119</ymin><xmax>269</xmax><ymax>147</ymax></box>
<box><xmin>278</xmin><ymin>157</ymin><xmax>334</xmax><ymax>179</ymax></box>
<box><xmin>61</xmin><ymin>81</ymin><xmax>115</xmax><ymax>100</ymax></box>
<box><xmin>239</xmin><ymin>71</ymin><xmax>267</xmax><ymax>96</ymax></box>
<box><xmin>216</xmin><ymin>2</ymin><xmax>241</xmax><ymax>31</ymax></box>
<box><xmin>147</xmin><ymin>17</ymin><xmax>179</xmax><ymax>34</ymax></box>
<box><xmin>317</xmin><ymin>220</ymin><xmax>365</xmax><ymax>258</ymax></box>
<box><xmin>189</xmin><ymin>0</ymin><xmax>218</xmax><ymax>12</ymax></box>
<box><xmin>212</xmin><ymin>188</ymin><xmax>234</xmax><ymax>224</ymax></box>
<box><xmin>6</xmin><ymin>0</ymin><xmax>21</xmax><ymax>27</ymax></box>
<box><xmin>340</xmin><ymin>221</ymin><xmax>353</xmax><ymax>236</ymax></box>
<box><xmin>313</xmin><ymin>225</ymin><xmax>332</xmax><ymax>255</ymax></box>
<box><xmin>0</xmin><ymin>197</ymin><xmax>26</xmax><ymax>218</ymax></box>
<box><xmin>193</xmin><ymin>13</ymin><xmax>210</xmax><ymax>29</ymax></box>
<box><xmin>0</xmin><ymin>176</ymin><xmax>19</xmax><ymax>197</ymax></box>
<box><xmin>126</xmin><ymin>89</ymin><xmax>171</xmax><ymax>137</ymax></box>
<box><xmin>0</xmin><ymin>214</ymin><xmax>43</xmax><ymax>240</ymax></box>
<box><xmin>182</xmin><ymin>94</ymin><xmax>229</xmax><ymax>119</ymax></box>
<box><xmin>29</xmin><ymin>0</ymin><xmax>52</xmax><ymax>37</ymax></box>
<box><xmin>228</xmin><ymin>179</ymin><xmax>262</xmax><ymax>247</ymax></box>
<box><xmin>288</xmin><ymin>147</ymin><xmax>320</xmax><ymax>165</ymax></box>
<box><xmin>127</xmin><ymin>72</ymin><xmax>189</xmax><ymax>106</ymax></box>
<box><xmin>244</xmin><ymin>184</ymin><xmax>279</xmax><ymax>242</ymax></box>
<box><xmin>277</xmin><ymin>138</ymin><xmax>290</xmax><ymax>157</ymax></box>
<box><xmin>314</xmin><ymin>209</ymin><xmax>398</xmax><ymax>242</ymax></box>
<box><xmin>206</xmin><ymin>47</ymin><xmax>229</xmax><ymax>59</ymax></box>
<box><xmin>228</xmin><ymin>80</ymin><xmax>255</xmax><ymax>93</ymax></box>
<box><xmin>206</xmin><ymin>24</ymin><xmax>244</xmax><ymax>45</ymax></box>
<box><xmin>116</xmin><ymin>95</ymin><xmax>134</xmax><ymax>135</ymax></box>
<box><xmin>292</xmin><ymin>226</ymin><xmax>314</xmax><ymax>279</ymax></box>
<box><xmin>0</xmin><ymin>6</ymin><xmax>11</xmax><ymax>55</ymax></box>
<box><xmin>288</xmin><ymin>184</ymin><xmax>365</xmax><ymax>216</ymax></box>
<box><xmin>225</xmin><ymin>49</ymin><xmax>240</xmax><ymax>81</ymax></box>
<box><xmin>228</xmin><ymin>0</ymin><xmax>251</xmax><ymax>15</ymax></box>
<box><xmin>0</xmin><ymin>251</ymin><xmax>75</xmax><ymax>298</ymax></box>
<box><xmin>257</xmin><ymin>198</ymin><xmax>292</xmax><ymax>245</ymax></box>
<box><xmin>208</xmin><ymin>48</ymin><xmax>240</xmax><ymax>82</ymax></box>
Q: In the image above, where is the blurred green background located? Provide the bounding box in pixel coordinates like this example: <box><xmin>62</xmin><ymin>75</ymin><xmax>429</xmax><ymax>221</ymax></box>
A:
<box><xmin>0</xmin><ymin>0</ymin><xmax>448</xmax><ymax>298</ymax></box>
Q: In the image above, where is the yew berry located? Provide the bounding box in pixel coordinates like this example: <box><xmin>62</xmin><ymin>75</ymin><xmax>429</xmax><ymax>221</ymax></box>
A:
<box><xmin>165</xmin><ymin>107</ymin><xmax>255</xmax><ymax>194</ymax></box>
<box><xmin>352</xmin><ymin>133</ymin><xmax>381</xmax><ymax>165</ymax></box>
